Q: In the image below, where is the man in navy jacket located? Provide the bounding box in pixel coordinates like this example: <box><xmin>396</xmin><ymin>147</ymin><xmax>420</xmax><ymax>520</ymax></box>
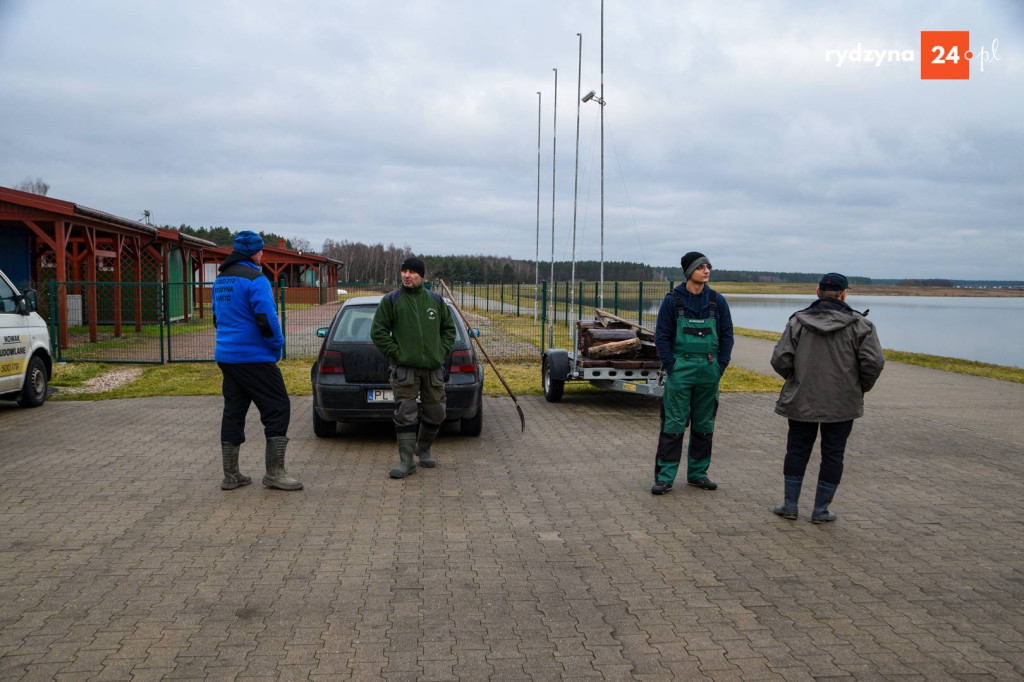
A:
<box><xmin>651</xmin><ymin>251</ymin><xmax>734</xmax><ymax>495</ymax></box>
<box><xmin>213</xmin><ymin>230</ymin><xmax>302</xmax><ymax>491</ymax></box>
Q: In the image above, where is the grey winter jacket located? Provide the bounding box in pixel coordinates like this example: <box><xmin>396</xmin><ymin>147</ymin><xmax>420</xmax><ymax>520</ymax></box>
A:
<box><xmin>770</xmin><ymin>298</ymin><xmax>885</xmax><ymax>422</ymax></box>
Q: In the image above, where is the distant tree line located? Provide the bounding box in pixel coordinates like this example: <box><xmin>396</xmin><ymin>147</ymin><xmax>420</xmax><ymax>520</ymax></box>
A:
<box><xmin>663</xmin><ymin>268</ymin><xmax>874</xmax><ymax>285</ymax></box>
<box><xmin>322</xmin><ymin>240</ymin><xmax>412</xmax><ymax>283</ymax></box>
<box><xmin>896</xmin><ymin>278</ymin><xmax>952</xmax><ymax>287</ymax></box>
<box><xmin>173</xmin><ymin>225</ymin><xmax>304</xmax><ymax>251</ymax></box>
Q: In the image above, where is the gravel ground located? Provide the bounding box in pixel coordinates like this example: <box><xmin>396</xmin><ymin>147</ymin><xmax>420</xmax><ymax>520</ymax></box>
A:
<box><xmin>56</xmin><ymin>366</ymin><xmax>145</xmax><ymax>395</ymax></box>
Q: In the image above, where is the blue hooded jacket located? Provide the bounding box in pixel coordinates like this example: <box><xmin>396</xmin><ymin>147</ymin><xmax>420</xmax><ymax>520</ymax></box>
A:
<box><xmin>654</xmin><ymin>283</ymin><xmax>734</xmax><ymax>375</ymax></box>
<box><xmin>212</xmin><ymin>253</ymin><xmax>284</xmax><ymax>363</ymax></box>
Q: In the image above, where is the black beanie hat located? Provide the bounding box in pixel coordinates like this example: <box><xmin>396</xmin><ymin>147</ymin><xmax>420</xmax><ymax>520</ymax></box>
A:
<box><xmin>401</xmin><ymin>256</ymin><xmax>426</xmax><ymax>278</ymax></box>
<box><xmin>681</xmin><ymin>251</ymin><xmax>710</xmax><ymax>279</ymax></box>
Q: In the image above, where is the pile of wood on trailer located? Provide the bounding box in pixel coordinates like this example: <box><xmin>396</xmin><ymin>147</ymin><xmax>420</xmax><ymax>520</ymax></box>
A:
<box><xmin>575</xmin><ymin>309</ymin><xmax>663</xmax><ymax>368</ymax></box>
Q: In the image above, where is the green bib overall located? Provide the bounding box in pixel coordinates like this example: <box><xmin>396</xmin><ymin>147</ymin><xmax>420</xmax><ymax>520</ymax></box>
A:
<box><xmin>654</xmin><ymin>293</ymin><xmax>721</xmax><ymax>484</ymax></box>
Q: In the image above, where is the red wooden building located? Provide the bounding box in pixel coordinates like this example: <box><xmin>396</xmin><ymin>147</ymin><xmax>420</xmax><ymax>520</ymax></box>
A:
<box><xmin>0</xmin><ymin>185</ymin><xmax>342</xmax><ymax>348</ymax></box>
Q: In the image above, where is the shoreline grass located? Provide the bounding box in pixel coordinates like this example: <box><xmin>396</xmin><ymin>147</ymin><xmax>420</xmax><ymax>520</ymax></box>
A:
<box><xmin>734</xmin><ymin>328</ymin><xmax>1024</xmax><ymax>383</ymax></box>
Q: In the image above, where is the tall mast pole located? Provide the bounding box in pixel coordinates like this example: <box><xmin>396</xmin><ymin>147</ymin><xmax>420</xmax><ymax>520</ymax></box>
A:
<box><xmin>535</xmin><ymin>91</ymin><xmax>541</xmax><ymax>321</ymax></box>
<box><xmin>550</xmin><ymin>68</ymin><xmax>558</xmax><ymax>331</ymax></box>
<box><xmin>599</xmin><ymin>0</ymin><xmax>605</xmax><ymax>307</ymax></box>
<box><xmin>571</xmin><ymin>33</ymin><xmax>582</xmax><ymax>330</ymax></box>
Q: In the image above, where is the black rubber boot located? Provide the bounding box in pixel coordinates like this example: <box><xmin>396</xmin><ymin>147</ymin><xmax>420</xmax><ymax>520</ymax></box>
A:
<box><xmin>771</xmin><ymin>475</ymin><xmax>802</xmax><ymax>520</ymax></box>
<box><xmin>221</xmin><ymin>441</ymin><xmax>252</xmax><ymax>490</ymax></box>
<box><xmin>415</xmin><ymin>423</ymin><xmax>440</xmax><ymax>468</ymax></box>
<box><xmin>811</xmin><ymin>481</ymin><xmax>838</xmax><ymax>523</ymax></box>
<box><xmin>389</xmin><ymin>432</ymin><xmax>418</xmax><ymax>479</ymax></box>
<box><xmin>262</xmin><ymin>436</ymin><xmax>303</xmax><ymax>490</ymax></box>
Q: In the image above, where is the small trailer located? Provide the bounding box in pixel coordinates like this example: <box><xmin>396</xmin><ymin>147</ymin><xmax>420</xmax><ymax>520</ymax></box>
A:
<box><xmin>541</xmin><ymin>308</ymin><xmax>666</xmax><ymax>402</ymax></box>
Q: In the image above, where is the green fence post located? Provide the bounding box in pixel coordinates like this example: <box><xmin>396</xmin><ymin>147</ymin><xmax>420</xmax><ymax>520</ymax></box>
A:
<box><xmin>48</xmin><ymin>281</ymin><xmax>59</xmax><ymax>360</ymax></box>
<box><xmin>638</xmin><ymin>280</ymin><xmax>644</xmax><ymax>328</ymax></box>
<box><xmin>577</xmin><ymin>281</ymin><xmax>583</xmax><ymax>321</ymax></box>
<box><xmin>541</xmin><ymin>280</ymin><xmax>548</xmax><ymax>353</ymax></box>
<box><xmin>516</xmin><ymin>282</ymin><xmax>521</xmax><ymax>316</ymax></box>
<box><xmin>614</xmin><ymin>281</ymin><xmax>619</xmax><ymax>317</ymax></box>
<box><xmin>280</xmin><ymin>286</ymin><xmax>287</xmax><ymax>360</ymax></box>
<box><xmin>160</xmin><ymin>282</ymin><xmax>166</xmax><ymax>364</ymax></box>
<box><xmin>564</xmin><ymin>281</ymin><xmax>569</xmax><ymax>326</ymax></box>
<box><xmin>500</xmin><ymin>281</ymin><xmax>505</xmax><ymax>314</ymax></box>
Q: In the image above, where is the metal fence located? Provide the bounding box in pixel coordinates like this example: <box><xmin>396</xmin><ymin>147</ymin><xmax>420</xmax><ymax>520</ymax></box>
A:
<box><xmin>44</xmin><ymin>280</ymin><xmax>678</xmax><ymax>364</ymax></box>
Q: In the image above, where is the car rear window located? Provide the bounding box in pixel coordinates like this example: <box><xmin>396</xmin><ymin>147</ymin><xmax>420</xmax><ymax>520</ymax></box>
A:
<box><xmin>332</xmin><ymin>307</ymin><xmax>376</xmax><ymax>342</ymax></box>
<box><xmin>332</xmin><ymin>303</ymin><xmax>466</xmax><ymax>344</ymax></box>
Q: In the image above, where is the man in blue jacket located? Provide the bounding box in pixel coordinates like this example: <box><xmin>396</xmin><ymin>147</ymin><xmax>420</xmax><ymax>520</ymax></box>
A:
<box><xmin>651</xmin><ymin>251</ymin><xmax>734</xmax><ymax>495</ymax></box>
<box><xmin>212</xmin><ymin>231</ymin><xmax>302</xmax><ymax>491</ymax></box>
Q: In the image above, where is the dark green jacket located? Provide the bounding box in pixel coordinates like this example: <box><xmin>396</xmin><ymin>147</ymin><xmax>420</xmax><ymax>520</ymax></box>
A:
<box><xmin>371</xmin><ymin>285</ymin><xmax>456</xmax><ymax>369</ymax></box>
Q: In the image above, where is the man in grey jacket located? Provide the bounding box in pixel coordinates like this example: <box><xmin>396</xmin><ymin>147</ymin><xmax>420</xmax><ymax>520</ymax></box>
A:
<box><xmin>769</xmin><ymin>273</ymin><xmax>885</xmax><ymax>523</ymax></box>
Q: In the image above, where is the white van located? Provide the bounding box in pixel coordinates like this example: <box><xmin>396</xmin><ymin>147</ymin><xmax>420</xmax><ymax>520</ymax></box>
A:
<box><xmin>0</xmin><ymin>268</ymin><xmax>52</xmax><ymax>407</ymax></box>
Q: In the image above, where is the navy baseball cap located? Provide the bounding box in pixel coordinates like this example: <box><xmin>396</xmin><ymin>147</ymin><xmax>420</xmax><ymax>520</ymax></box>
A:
<box><xmin>819</xmin><ymin>272</ymin><xmax>850</xmax><ymax>291</ymax></box>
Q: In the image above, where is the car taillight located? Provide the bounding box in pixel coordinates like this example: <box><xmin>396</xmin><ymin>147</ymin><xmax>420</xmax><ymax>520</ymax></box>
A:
<box><xmin>450</xmin><ymin>349</ymin><xmax>476</xmax><ymax>373</ymax></box>
<box><xmin>320</xmin><ymin>350</ymin><xmax>344</xmax><ymax>374</ymax></box>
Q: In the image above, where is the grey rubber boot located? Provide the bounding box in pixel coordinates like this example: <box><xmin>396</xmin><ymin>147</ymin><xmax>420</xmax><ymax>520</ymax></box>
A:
<box><xmin>221</xmin><ymin>441</ymin><xmax>252</xmax><ymax>490</ymax></box>
<box><xmin>262</xmin><ymin>436</ymin><xmax>303</xmax><ymax>490</ymax></box>
<box><xmin>389</xmin><ymin>432</ymin><xmax>418</xmax><ymax>479</ymax></box>
<box><xmin>771</xmin><ymin>475</ymin><xmax>802</xmax><ymax>520</ymax></box>
<box><xmin>811</xmin><ymin>481</ymin><xmax>839</xmax><ymax>523</ymax></box>
<box><xmin>415</xmin><ymin>423</ymin><xmax>440</xmax><ymax>468</ymax></box>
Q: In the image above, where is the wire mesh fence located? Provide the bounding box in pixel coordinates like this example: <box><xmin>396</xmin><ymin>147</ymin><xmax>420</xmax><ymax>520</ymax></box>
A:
<box><xmin>44</xmin><ymin>280</ymin><xmax>679</xmax><ymax>364</ymax></box>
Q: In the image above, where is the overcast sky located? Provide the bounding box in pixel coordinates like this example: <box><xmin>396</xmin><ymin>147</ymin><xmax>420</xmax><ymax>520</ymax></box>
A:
<box><xmin>1</xmin><ymin>1</ymin><xmax>1022</xmax><ymax>279</ymax></box>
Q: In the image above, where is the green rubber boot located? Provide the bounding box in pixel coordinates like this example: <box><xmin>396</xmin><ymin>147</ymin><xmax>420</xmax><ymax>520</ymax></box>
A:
<box><xmin>415</xmin><ymin>423</ymin><xmax>440</xmax><ymax>468</ymax></box>
<box><xmin>262</xmin><ymin>436</ymin><xmax>303</xmax><ymax>490</ymax></box>
<box><xmin>220</xmin><ymin>441</ymin><xmax>252</xmax><ymax>490</ymax></box>
<box><xmin>389</xmin><ymin>432</ymin><xmax>418</xmax><ymax>479</ymax></box>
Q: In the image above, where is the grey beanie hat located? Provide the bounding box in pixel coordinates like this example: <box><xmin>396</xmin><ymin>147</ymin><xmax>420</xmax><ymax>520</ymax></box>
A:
<box><xmin>681</xmin><ymin>251</ymin><xmax>710</xmax><ymax>280</ymax></box>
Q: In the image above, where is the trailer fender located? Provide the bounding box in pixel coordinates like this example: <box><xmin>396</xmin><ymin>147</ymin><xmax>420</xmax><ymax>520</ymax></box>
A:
<box><xmin>543</xmin><ymin>349</ymin><xmax>570</xmax><ymax>381</ymax></box>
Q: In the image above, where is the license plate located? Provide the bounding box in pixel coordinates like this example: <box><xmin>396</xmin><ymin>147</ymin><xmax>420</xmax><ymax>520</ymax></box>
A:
<box><xmin>367</xmin><ymin>389</ymin><xmax>394</xmax><ymax>403</ymax></box>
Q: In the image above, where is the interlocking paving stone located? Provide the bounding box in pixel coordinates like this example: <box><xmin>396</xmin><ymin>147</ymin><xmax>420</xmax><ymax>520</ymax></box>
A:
<box><xmin>1</xmin><ymin>336</ymin><xmax>1023</xmax><ymax>680</ymax></box>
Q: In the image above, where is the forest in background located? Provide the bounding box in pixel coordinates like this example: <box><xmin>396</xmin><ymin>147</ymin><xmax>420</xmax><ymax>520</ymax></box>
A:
<box><xmin>172</xmin><ymin>230</ymin><xmax>1022</xmax><ymax>288</ymax></box>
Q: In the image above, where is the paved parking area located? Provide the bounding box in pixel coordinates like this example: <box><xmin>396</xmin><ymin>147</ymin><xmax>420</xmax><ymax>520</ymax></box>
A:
<box><xmin>1</xmin><ymin>337</ymin><xmax>1022</xmax><ymax>680</ymax></box>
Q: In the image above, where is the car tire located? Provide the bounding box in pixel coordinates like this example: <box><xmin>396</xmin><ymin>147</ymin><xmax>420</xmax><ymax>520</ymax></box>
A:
<box><xmin>542</xmin><ymin>356</ymin><xmax>564</xmax><ymax>403</ymax></box>
<box><xmin>17</xmin><ymin>355</ymin><xmax>48</xmax><ymax>408</ymax></box>
<box><xmin>313</xmin><ymin>407</ymin><xmax>336</xmax><ymax>437</ymax></box>
<box><xmin>460</xmin><ymin>391</ymin><xmax>483</xmax><ymax>436</ymax></box>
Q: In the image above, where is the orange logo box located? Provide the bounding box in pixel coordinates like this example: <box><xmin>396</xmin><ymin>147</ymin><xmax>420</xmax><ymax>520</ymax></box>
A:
<box><xmin>921</xmin><ymin>31</ymin><xmax>970</xmax><ymax>80</ymax></box>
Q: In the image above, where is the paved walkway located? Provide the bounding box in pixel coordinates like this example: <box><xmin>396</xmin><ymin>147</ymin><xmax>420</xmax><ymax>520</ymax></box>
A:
<box><xmin>1</xmin><ymin>337</ymin><xmax>1022</xmax><ymax>680</ymax></box>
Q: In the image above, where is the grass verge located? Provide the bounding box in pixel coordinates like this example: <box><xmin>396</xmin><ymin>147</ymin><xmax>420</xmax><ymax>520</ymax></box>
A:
<box><xmin>733</xmin><ymin>328</ymin><xmax>1024</xmax><ymax>384</ymax></box>
<box><xmin>51</xmin><ymin>357</ymin><xmax>782</xmax><ymax>400</ymax></box>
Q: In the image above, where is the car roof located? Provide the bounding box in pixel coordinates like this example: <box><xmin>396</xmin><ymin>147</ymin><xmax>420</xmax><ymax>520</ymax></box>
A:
<box><xmin>342</xmin><ymin>295</ymin><xmax>384</xmax><ymax>307</ymax></box>
<box><xmin>342</xmin><ymin>293</ymin><xmax>458</xmax><ymax>310</ymax></box>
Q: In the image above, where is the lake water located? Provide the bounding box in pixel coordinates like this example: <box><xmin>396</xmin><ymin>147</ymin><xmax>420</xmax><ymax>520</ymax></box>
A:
<box><xmin>722</xmin><ymin>295</ymin><xmax>1024</xmax><ymax>369</ymax></box>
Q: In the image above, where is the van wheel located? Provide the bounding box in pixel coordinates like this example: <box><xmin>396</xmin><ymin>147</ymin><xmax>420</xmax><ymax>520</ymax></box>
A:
<box><xmin>18</xmin><ymin>356</ymin><xmax>48</xmax><ymax>408</ymax></box>
<box><xmin>542</xmin><ymin>357</ymin><xmax>564</xmax><ymax>403</ymax></box>
<box><xmin>313</xmin><ymin>408</ymin><xmax>336</xmax><ymax>437</ymax></box>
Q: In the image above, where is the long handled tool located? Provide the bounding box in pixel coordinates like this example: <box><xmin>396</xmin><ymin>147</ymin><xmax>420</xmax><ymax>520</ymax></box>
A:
<box><xmin>439</xmin><ymin>279</ymin><xmax>525</xmax><ymax>432</ymax></box>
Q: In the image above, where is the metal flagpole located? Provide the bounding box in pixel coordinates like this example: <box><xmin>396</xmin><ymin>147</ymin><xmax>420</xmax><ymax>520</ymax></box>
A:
<box><xmin>550</xmin><ymin>68</ymin><xmax>557</xmax><ymax>340</ymax></box>
<box><xmin>571</xmin><ymin>33</ymin><xmax>582</xmax><ymax>333</ymax></box>
<box><xmin>535</xmin><ymin>91</ymin><xmax>541</xmax><ymax>322</ymax></box>
<box><xmin>599</xmin><ymin>0</ymin><xmax>605</xmax><ymax>307</ymax></box>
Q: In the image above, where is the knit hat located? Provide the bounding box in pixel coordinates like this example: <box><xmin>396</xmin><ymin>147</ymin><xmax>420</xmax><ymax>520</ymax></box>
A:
<box><xmin>681</xmin><ymin>251</ymin><xmax>710</xmax><ymax>280</ymax></box>
<box><xmin>233</xmin><ymin>230</ymin><xmax>264</xmax><ymax>256</ymax></box>
<box><xmin>401</xmin><ymin>256</ymin><xmax>426</xmax><ymax>278</ymax></box>
<box><xmin>818</xmin><ymin>272</ymin><xmax>850</xmax><ymax>291</ymax></box>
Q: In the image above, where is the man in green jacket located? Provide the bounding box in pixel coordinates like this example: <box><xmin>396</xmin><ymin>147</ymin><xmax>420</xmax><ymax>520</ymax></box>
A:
<box><xmin>371</xmin><ymin>257</ymin><xmax>456</xmax><ymax>478</ymax></box>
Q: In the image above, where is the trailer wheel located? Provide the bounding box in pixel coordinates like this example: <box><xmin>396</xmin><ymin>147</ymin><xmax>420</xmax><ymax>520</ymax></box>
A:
<box><xmin>542</xmin><ymin>356</ymin><xmax>565</xmax><ymax>403</ymax></box>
